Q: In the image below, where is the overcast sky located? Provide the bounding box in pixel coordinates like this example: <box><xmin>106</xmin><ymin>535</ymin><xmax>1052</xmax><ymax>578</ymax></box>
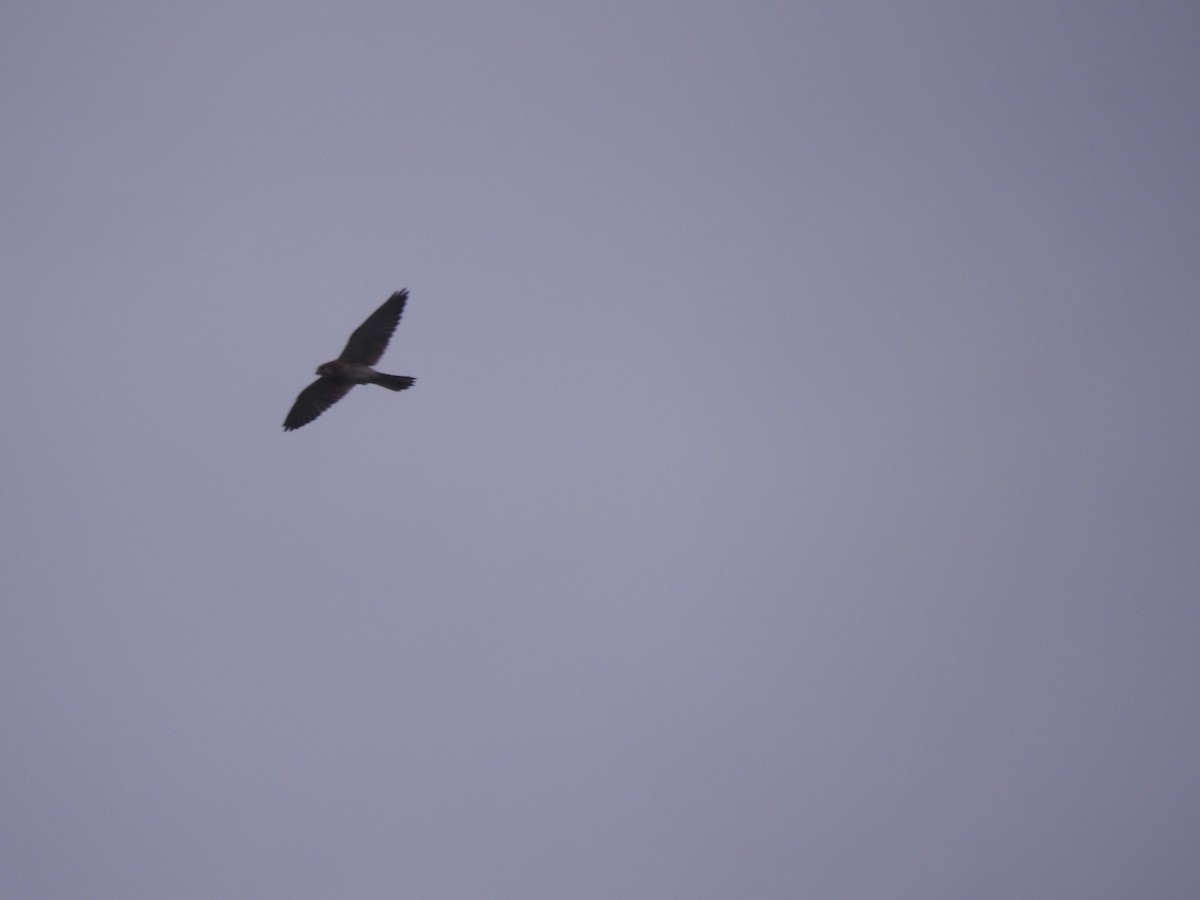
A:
<box><xmin>3</xmin><ymin>2</ymin><xmax>1199</xmax><ymax>897</ymax></box>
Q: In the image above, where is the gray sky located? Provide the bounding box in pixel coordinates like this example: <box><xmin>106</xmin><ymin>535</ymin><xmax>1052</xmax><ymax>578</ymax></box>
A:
<box><xmin>3</xmin><ymin>2</ymin><xmax>1199</xmax><ymax>897</ymax></box>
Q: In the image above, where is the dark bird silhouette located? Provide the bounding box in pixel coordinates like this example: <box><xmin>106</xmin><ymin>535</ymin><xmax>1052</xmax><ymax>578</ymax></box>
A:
<box><xmin>283</xmin><ymin>290</ymin><xmax>416</xmax><ymax>431</ymax></box>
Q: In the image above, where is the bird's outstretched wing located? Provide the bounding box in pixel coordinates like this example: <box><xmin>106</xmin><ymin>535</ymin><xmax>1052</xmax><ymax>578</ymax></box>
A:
<box><xmin>283</xmin><ymin>377</ymin><xmax>355</xmax><ymax>431</ymax></box>
<box><xmin>338</xmin><ymin>290</ymin><xmax>408</xmax><ymax>365</ymax></box>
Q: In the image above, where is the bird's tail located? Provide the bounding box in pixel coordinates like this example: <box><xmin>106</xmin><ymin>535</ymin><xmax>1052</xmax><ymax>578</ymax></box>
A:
<box><xmin>371</xmin><ymin>373</ymin><xmax>416</xmax><ymax>391</ymax></box>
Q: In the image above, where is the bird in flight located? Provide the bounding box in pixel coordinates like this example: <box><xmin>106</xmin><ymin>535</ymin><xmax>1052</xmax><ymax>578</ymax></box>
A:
<box><xmin>283</xmin><ymin>290</ymin><xmax>416</xmax><ymax>431</ymax></box>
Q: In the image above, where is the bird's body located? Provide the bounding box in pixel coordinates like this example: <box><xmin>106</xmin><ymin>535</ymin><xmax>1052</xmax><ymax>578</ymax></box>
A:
<box><xmin>316</xmin><ymin>360</ymin><xmax>404</xmax><ymax>384</ymax></box>
<box><xmin>283</xmin><ymin>290</ymin><xmax>416</xmax><ymax>431</ymax></box>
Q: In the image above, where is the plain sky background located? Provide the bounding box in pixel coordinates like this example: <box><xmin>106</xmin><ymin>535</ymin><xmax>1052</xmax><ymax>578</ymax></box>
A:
<box><xmin>3</xmin><ymin>2</ymin><xmax>1199</xmax><ymax>897</ymax></box>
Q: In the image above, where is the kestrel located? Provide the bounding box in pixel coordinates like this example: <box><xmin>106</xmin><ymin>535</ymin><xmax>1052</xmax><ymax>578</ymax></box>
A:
<box><xmin>283</xmin><ymin>290</ymin><xmax>416</xmax><ymax>431</ymax></box>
